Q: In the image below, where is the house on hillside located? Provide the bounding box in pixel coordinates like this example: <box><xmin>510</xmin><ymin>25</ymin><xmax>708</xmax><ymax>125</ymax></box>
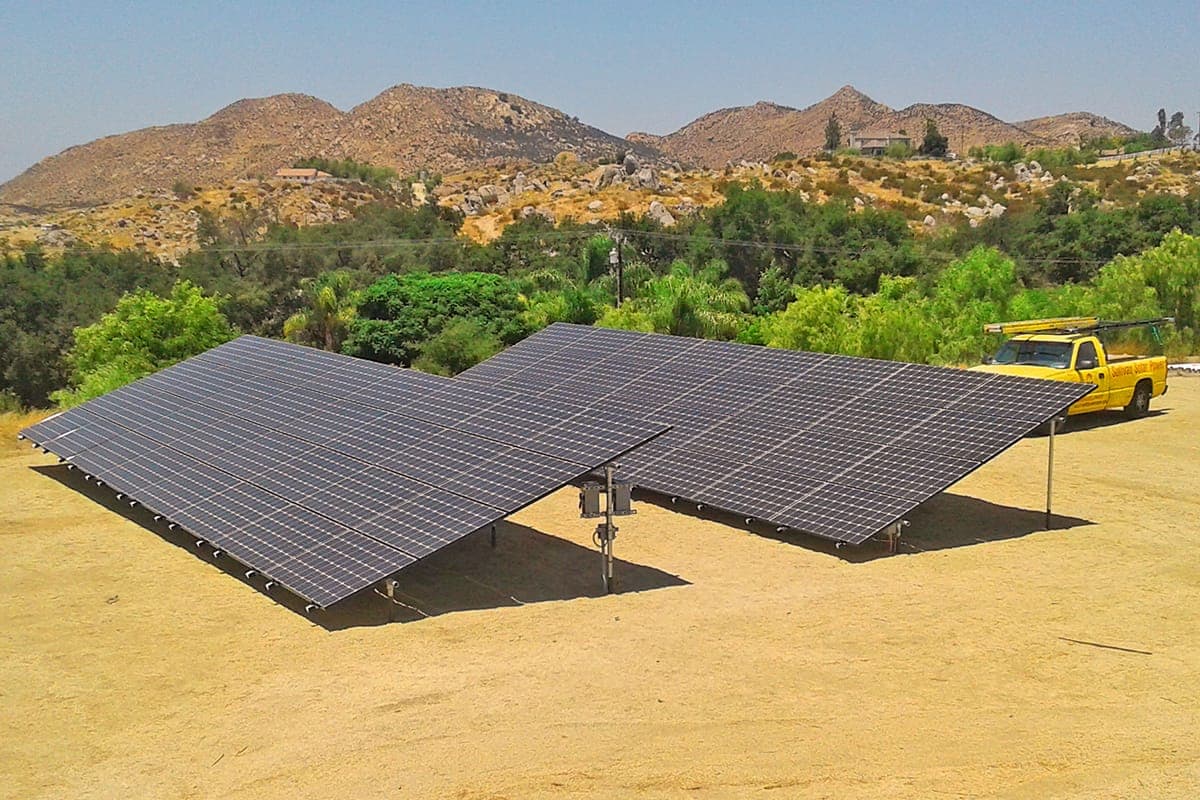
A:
<box><xmin>848</xmin><ymin>131</ymin><xmax>911</xmax><ymax>156</ymax></box>
<box><xmin>274</xmin><ymin>167</ymin><xmax>333</xmax><ymax>183</ymax></box>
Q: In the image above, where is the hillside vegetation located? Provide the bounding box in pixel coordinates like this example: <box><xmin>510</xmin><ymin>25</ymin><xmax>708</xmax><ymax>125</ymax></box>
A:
<box><xmin>6</xmin><ymin>148</ymin><xmax>1199</xmax><ymax>257</ymax></box>
<box><xmin>4</xmin><ymin>145</ymin><xmax>1198</xmax><ymax>410</ymax></box>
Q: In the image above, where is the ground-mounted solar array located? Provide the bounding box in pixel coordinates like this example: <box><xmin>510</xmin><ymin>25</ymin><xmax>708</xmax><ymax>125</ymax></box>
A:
<box><xmin>20</xmin><ymin>336</ymin><xmax>667</xmax><ymax>607</ymax></box>
<box><xmin>458</xmin><ymin>323</ymin><xmax>1094</xmax><ymax>546</ymax></box>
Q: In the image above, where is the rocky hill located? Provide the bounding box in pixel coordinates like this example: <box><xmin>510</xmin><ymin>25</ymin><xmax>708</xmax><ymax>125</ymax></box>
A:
<box><xmin>629</xmin><ymin>87</ymin><xmax>891</xmax><ymax>166</ymax></box>
<box><xmin>1014</xmin><ymin>112</ymin><xmax>1139</xmax><ymax>146</ymax></box>
<box><xmin>642</xmin><ymin>86</ymin><xmax>1088</xmax><ymax>167</ymax></box>
<box><xmin>1</xmin><ymin>83</ymin><xmax>1145</xmax><ymax>209</ymax></box>
<box><xmin>0</xmin><ymin>85</ymin><xmax>658</xmax><ymax>208</ymax></box>
<box><xmin>9</xmin><ymin>149</ymin><xmax>1197</xmax><ymax>260</ymax></box>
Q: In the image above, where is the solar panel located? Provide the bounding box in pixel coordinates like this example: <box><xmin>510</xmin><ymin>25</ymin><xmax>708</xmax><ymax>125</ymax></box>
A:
<box><xmin>20</xmin><ymin>336</ymin><xmax>668</xmax><ymax>607</ymax></box>
<box><xmin>457</xmin><ymin>323</ymin><xmax>1093</xmax><ymax>546</ymax></box>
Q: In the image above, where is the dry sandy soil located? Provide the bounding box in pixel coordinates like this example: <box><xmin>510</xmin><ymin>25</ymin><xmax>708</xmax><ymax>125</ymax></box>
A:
<box><xmin>2</xmin><ymin>381</ymin><xmax>1198</xmax><ymax>799</ymax></box>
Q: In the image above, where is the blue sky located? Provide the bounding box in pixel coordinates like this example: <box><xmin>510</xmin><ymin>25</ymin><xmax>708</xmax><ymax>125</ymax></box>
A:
<box><xmin>1</xmin><ymin>1</ymin><xmax>1197</xmax><ymax>182</ymax></box>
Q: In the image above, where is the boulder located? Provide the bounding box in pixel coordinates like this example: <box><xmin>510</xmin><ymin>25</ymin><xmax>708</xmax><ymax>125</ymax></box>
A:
<box><xmin>477</xmin><ymin>184</ymin><xmax>502</xmax><ymax>205</ymax></box>
<box><xmin>647</xmin><ymin>201</ymin><xmax>676</xmax><ymax>227</ymax></box>
<box><xmin>37</xmin><ymin>228</ymin><xmax>77</xmax><ymax>247</ymax></box>
<box><xmin>633</xmin><ymin>166</ymin><xmax>660</xmax><ymax>191</ymax></box>
<box><xmin>623</xmin><ymin>152</ymin><xmax>640</xmax><ymax>175</ymax></box>
<box><xmin>964</xmin><ymin>206</ymin><xmax>987</xmax><ymax>219</ymax></box>
<box><xmin>512</xmin><ymin>172</ymin><xmax>528</xmax><ymax>194</ymax></box>
<box><xmin>410</xmin><ymin>182</ymin><xmax>427</xmax><ymax>206</ymax></box>
<box><xmin>587</xmin><ymin>200</ymin><xmax>604</xmax><ymax>212</ymax></box>
<box><xmin>923</xmin><ymin>214</ymin><xmax>937</xmax><ymax>227</ymax></box>
<box><xmin>988</xmin><ymin>203</ymin><xmax>1007</xmax><ymax>218</ymax></box>
<box><xmin>596</xmin><ymin>164</ymin><xmax>621</xmax><ymax>189</ymax></box>
<box><xmin>461</xmin><ymin>192</ymin><xmax>482</xmax><ymax>215</ymax></box>
<box><xmin>520</xmin><ymin>205</ymin><xmax>556</xmax><ymax>223</ymax></box>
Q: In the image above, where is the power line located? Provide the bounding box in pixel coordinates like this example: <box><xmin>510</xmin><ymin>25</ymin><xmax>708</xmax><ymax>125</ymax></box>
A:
<box><xmin>200</xmin><ymin>229</ymin><xmax>600</xmax><ymax>253</ymax></box>
<box><xmin>8</xmin><ymin>224</ymin><xmax>1128</xmax><ymax>269</ymax></box>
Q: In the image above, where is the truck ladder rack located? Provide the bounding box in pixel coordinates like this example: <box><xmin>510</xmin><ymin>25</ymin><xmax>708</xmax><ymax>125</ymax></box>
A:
<box><xmin>984</xmin><ymin>316</ymin><xmax>1174</xmax><ymax>336</ymax></box>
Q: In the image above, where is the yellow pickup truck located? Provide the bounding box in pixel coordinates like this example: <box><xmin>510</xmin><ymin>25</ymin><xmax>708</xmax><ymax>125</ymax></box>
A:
<box><xmin>971</xmin><ymin>317</ymin><xmax>1171</xmax><ymax>419</ymax></box>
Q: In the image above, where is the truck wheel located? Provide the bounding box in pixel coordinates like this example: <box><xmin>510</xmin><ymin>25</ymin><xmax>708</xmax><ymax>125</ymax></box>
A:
<box><xmin>1125</xmin><ymin>381</ymin><xmax>1152</xmax><ymax>419</ymax></box>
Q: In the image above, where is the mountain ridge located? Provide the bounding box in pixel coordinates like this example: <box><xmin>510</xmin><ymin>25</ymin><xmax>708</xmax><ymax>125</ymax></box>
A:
<box><xmin>0</xmin><ymin>83</ymin><xmax>1141</xmax><ymax>208</ymax></box>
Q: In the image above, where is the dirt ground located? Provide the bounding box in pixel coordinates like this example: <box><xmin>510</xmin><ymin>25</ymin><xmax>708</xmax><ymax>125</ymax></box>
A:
<box><xmin>2</xmin><ymin>381</ymin><xmax>1198</xmax><ymax>800</ymax></box>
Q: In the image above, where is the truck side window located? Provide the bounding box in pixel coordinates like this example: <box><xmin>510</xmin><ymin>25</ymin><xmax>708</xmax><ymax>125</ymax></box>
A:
<box><xmin>1075</xmin><ymin>341</ymin><xmax>1099</xmax><ymax>370</ymax></box>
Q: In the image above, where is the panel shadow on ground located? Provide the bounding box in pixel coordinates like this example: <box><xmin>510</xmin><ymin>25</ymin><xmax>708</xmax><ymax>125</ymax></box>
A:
<box><xmin>33</xmin><ymin>464</ymin><xmax>688</xmax><ymax>630</ymax></box>
<box><xmin>897</xmin><ymin>492</ymin><xmax>1093</xmax><ymax>554</ymax></box>
<box><xmin>632</xmin><ymin>486</ymin><xmax>1092</xmax><ymax>562</ymax></box>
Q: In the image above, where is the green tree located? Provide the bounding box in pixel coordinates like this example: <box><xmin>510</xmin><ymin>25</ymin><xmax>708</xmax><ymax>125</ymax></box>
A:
<box><xmin>824</xmin><ymin>114</ymin><xmax>842</xmax><ymax>152</ymax></box>
<box><xmin>597</xmin><ymin>260</ymin><xmax>749</xmax><ymax>339</ymax></box>
<box><xmin>925</xmin><ymin>247</ymin><xmax>1022</xmax><ymax>363</ymax></box>
<box><xmin>761</xmin><ymin>284</ymin><xmax>857</xmax><ymax>354</ymax></box>
<box><xmin>1166</xmin><ymin>111</ymin><xmax>1192</xmax><ymax>146</ymax></box>
<box><xmin>854</xmin><ymin>275</ymin><xmax>937</xmax><ymax>361</ymax></box>
<box><xmin>283</xmin><ymin>271</ymin><xmax>359</xmax><ymax>351</ymax></box>
<box><xmin>0</xmin><ymin>247</ymin><xmax>174</xmax><ymax>406</ymax></box>
<box><xmin>342</xmin><ymin>272</ymin><xmax>530</xmax><ymax>365</ymax></box>
<box><xmin>412</xmin><ymin>319</ymin><xmax>503</xmax><ymax>376</ymax></box>
<box><xmin>919</xmin><ymin>118</ymin><xmax>949</xmax><ymax>157</ymax></box>
<box><xmin>521</xmin><ymin>285</ymin><xmax>605</xmax><ymax>329</ymax></box>
<box><xmin>292</xmin><ymin>157</ymin><xmax>399</xmax><ymax>189</ymax></box>
<box><xmin>51</xmin><ymin>281</ymin><xmax>235</xmax><ymax>407</ymax></box>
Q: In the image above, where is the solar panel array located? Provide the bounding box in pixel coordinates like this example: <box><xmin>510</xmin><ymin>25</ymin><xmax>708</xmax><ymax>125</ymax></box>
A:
<box><xmin>20</xmin><ymin>336</ymin><xmax>667</xmax><ymax>607</ymax></box>
<box><xmin>458</xmin><ymin>323</ymin><xmax>1094</xmax><ymax>545</ymax></box>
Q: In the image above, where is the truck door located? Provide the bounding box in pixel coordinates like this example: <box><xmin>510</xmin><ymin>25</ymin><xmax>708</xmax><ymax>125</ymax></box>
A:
<box><xmin>1071</xmin><ymin>340</ymin><xmax>1109</xmax><ymax>413</ymax></box>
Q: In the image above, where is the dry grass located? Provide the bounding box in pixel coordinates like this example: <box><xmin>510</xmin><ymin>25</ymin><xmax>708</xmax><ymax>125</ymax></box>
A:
<box><xmin>2</xmin><ymin>380</ymin><xmax>1199</xmax><ymax>798</ymax></box>
<box><xmin>0</xmin><ymin>410</ymin><xmax>53</xmax><ymax>454</ymax></box>
<box><xmin>5</xmin><ymin>151</ymin><xmax>1198</xmax><ymax>253</ymax></box>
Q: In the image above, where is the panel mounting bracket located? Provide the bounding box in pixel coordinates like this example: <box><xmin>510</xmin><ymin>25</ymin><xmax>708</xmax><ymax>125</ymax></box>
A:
<box><xmin>885</xmin><ymin>520</ymin><xmax>909</xmax><ymax>554</ymax></box>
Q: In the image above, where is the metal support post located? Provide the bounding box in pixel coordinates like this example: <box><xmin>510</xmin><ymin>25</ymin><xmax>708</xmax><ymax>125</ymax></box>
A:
<box><xmin>385</xmin><ymin>578</ymin><xmax>398</xmax><ymax>623</ymax></box>
<box><xmin>490</xmin><ymin>523</ymin><xmax>497</xmax><ymax>548</ymax></box>
<box><xmin>604</xmin><ymin>463</ymin><xmax>616</xmax><ymax>593</ymax></box>
<box><xmin>1045</xmin><ymin>416</ymin><xmax>1057</xmax><ymax>530</ymax></box>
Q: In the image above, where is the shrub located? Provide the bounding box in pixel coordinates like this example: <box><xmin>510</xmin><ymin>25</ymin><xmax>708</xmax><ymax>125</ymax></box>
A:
<box><xmin>51</xmin><ymin>281</ymin><xmax>235</xmax><ymax>407</ymax></box>
<box><xmin>342</xmin><ymin>272</ymin><xmax>530</xmax><ymax>366</ymax></box>
<box><xmin>412</xmin><ymin>319</ymin><xmax>502</xmax><ymax>376</ymax></box>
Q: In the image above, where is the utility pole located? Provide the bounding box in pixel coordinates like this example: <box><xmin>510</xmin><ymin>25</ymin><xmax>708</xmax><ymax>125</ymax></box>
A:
<box><xmin>609</xmin><ymin>235</ymin><xmax>624</xmax><ymax>307</ymax></box>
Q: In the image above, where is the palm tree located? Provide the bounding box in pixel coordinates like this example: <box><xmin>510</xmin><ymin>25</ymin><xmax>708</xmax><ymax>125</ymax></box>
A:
<box><xmin>642</xmin><ymin>261</ymin><xmax>749</xmax><ymax>339</ymax></box>
<box><xmin>283</xmin><ymin>271</ymin><xmax>358</xmax><ymax>351</ymax></box>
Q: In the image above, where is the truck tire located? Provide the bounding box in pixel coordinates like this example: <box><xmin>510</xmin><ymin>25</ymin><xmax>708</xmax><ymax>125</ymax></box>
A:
<box><xmin>1125</xmin><ymin>380</ymin><xmax>1152</xmax><ymax>419</ymax></box>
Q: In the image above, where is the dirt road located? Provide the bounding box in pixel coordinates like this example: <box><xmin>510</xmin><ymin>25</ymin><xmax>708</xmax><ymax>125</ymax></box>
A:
<box><xmin>2</xmin><ymin>381</ymin><xmax>1197</xmax><ymax>799</ymax></box>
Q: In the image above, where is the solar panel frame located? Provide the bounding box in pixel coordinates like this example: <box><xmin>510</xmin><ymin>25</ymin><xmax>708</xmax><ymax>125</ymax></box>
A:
<box><xmin>21</xmin><ymin>335</ymin><xmax>669</xmax><ymax>608</ymax></box>
<box><xmin>458</xmin><ymin>323</ymin><xmax>1093</xmax><ymax>546</ymax></box>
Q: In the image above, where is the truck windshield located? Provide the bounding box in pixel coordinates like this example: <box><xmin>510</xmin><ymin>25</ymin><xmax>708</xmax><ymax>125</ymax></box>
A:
<box><xmin>992</xmin><ymin>340</ymin><xmax>1073</xmax><ymax>369</ymax></box>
